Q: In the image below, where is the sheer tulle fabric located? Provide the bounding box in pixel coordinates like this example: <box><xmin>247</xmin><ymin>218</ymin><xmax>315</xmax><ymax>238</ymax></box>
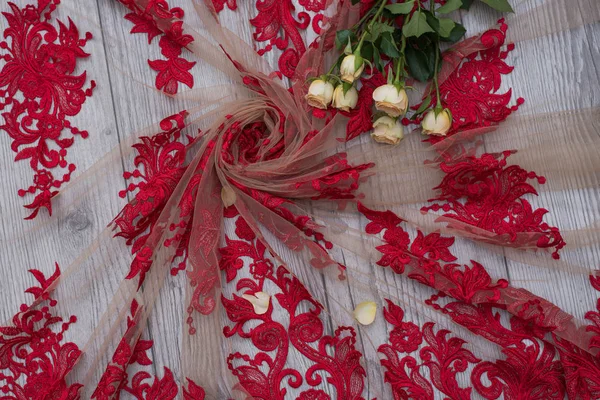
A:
<box><xmin>1</xmin><ymin>0</ymin><xmax>599</xmax><ymax>398</ymax></box>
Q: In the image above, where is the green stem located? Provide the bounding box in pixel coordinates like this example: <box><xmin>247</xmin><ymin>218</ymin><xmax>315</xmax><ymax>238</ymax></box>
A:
<box><xmin>433</xmin><ymin>42</ymin><xmax>442</xmax><ymax>108</ymax></box>
<box><xmin>431</xmin><ymin>0</ymin><xmax>441</xmax><ymax>108</ymax></box>
<box><xmin>327</xmin><ymin>61</ymin><xmax>337</xmax><ymax>75</ymax></box>
<box><xmin>355</xmin><ymin>7</ymin><xmax>374</xmax><ymax>29</ymax></box>
<box><xmin>357</xmin><ymin>0</ymin><xmax>388</xmax><ymax>52</ymax></box>
<box><xmin>394</xmin><ymin>35</ymin><xmax>407</xmax><ymax>84</ymax></box>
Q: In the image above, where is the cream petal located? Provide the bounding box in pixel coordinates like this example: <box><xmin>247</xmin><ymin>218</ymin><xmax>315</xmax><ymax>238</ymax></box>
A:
<box><xmin>354</xmin><ymin>301</ymin><xmax>377</xmax><ymax>325</ymax></box>
<box><xmin>221</xmin><ymin>186</ymin><xmax>237</xmax><ymax>208</ymax></box>
<box><xmin>242</xmin><ymin>292</ymin><xmax>270</xmax><ymax>315</ymax></box>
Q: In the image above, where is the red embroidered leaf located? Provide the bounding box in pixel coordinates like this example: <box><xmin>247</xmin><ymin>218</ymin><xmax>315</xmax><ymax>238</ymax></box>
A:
<box><xmin>116</xmin><ymin>0</ymin><xmax>195</xmax><ymax>94</ymax></box>
<box><xmin>0</xmin><ymin>1</ymin><xmax>95</xmax><ymax>219</ymax></box>
<box><xmin>0</xmin><ymin>266</ymin><xmax>82</xmax><ymax>399</ymax></box>
<box><xmin>183</xmin><ymin>378</ymin><xmax>206</xmax><ymax>399</ymax></box>
<box><xmin>125</xmin><ymin>12</ymin><xmax>162</xmax><ymax>43</ymax></box>
<box><xmin>357</xmin><ymin>202</ymin><xmax>403</xmax><ymax>234</ymax></box>
<box><xmin>422</xmin><ymin>151</ymin><xmax>566</xmax><ymax>258</ymax></box>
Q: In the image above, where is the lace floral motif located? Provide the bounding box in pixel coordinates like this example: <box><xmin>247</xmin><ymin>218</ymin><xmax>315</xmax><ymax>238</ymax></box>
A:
<box><xmin>112</xmin><ymin>111</ymin><xmax>191</xmax><ymax>288</ymax></box>
<box><xmin>250</xmin><ymin>0</ymin><xmax>327</xmax><ymax>78</ymax></box>
<box><xmin>212</xmin><ymin>0</ymin><xmax>237</xmax><ymax>13</ymax></box>
<box><xmin>112</xmin><ymin>99</ymin><xmax>372</xmax><ymax>332</ymax></box>
<box><xmin>0</xmin><ymin>0</ymin><xmax>95</xmax><ymax>219</ymax></box>
<box><xmin>421</xmin><ymin>151</ymin><xmax>566</xmax><ymax>258</ymax></box>
<box><xmin>551</xmin><ymin>274</ymin><xmax>600</xmax><ymax>399</ymax></box>
<box><xmin>379</xmin><ymin>299</ymin><xmax>568</xmax><ymax>400</ymax></box>
<box><xmin>586</xmin><ymin>275</ymin><xmax>600</xmax><ymax>351</ymax></box>
<box><xmin>92</xmin><ymin>299</ymin><xmax>208</xmax><ymax>400</ymax></box>
<box><xmin>360</xmin><ymin>204</ymin><xmax>584</xmax><ymax>398</ymax></box>
<box><xmin>0</xmin><ymin>264</ymin><xmax>82</xmax><ymax>399</ymax></box>
<box><xmin>411</xmin><ymin>19</ymin><xmax>523</xmax><ymax>144</ymax></box>
<box><xmin>116</xmin><ymin>0</ymin><xmax>196</xmax><ymax>94</ymax></box>
<box><xmin>221</xmin><ymin>211</ymin><xmax>367</xmax><ymax>399</ymax></box>
<box><xmin>378</xmin><ymin>299</ymin><xmax>480</xmax><ymax>399</ymax></box>
<box><xmin>438</xmin><ymin>20</ymin><xmax>524</xmax><ymax>138</ymax></box>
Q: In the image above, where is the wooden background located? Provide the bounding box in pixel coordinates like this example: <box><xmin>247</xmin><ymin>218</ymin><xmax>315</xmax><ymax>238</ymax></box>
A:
<box><xmin>0</xmin><ymin>0</ymin><xmax>599</xmax><ymax>398</ymax></box>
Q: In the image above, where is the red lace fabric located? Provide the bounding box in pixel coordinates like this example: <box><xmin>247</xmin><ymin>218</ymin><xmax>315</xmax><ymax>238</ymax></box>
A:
<box><xmin>409</xmin><ymin>19</ymin><xmax>523</xmax><ymax>139</ymax></box>
<box><xmin>91</xmin><ymin>299</ymin><xmax>209</xmax><ymax>399</ymax></box>
<box><xmin>248</xmin><ymin>0</ymin><xmax>328</xmax><ymax>78</ymax></box>
<box><xmin>0</xmin><ymin>265</ymin><xmax>210</xmax><ymax>399</ymax></box>
<box><xmin>437</xmin><ymin>19</ymin><xmax>524</xmax><ymax>139</ymax></box>
<box><xmin>358</xmin><ymin>204</ymin><xmax>596</xmax><ymax>399</ymax></box>
<box><xmin>221</xmin><ymin>210</ymin><xmax>367</xmax><ymax>399</ymax></box>
<box><xmin>379</xmin><ymin>298</ymin><xmax>569</xmax><ymax>400</ymax></box>
<box><xmin>115</xmin><ymin>0</ymin><xmax>196</xmax><ymax>94</ymax></box>
<box><xmin>113</xmin><ymin>98</ymin><xmax>373</xmax><ymax>329</ymax></box>
<box><xmin>358</xmin><ymin>203</ymin><xmax>583</xmax><ymax>339</ymax></box>
<box><xmin>408</xmin><ymin>20</ymin><xmax>566</xmax><ymax>258</ymax></box>
<box><xmin>421</xmin><ymin>151</ymin><xmax>566</xmax><ymax>259</ymax></box>
<box><xmin>112</xmin><ymin>111</ymin><xmax>193</xmax><ymax>285</ymax></box>
<box><xmin>0</xmin><ymin>265</ymin><xmax>82</xmax><ymax>399</ymax></box>
<box><xmin>212</xmin><ymin>0</ymin><xmax>237</xmax><ymax>13</ymax></box>
<box><xmin>553</xmin><ymin>275</ymin><xmax>600</xmax><ymax>399</ymax></box>
<box><xmin>0</xmin><ymin>0</ymin><xmax>95</xmax><ymax>219</ymax></box>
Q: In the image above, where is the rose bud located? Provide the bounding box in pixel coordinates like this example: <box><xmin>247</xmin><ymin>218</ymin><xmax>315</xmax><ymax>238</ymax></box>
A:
<box><xmin>305</xmin><ymin>79</ymin><xmax>335</xmax><ymax>109</ymax></box>
<box><xmin>371</xmin><ymin>116</ymin><xmax>404</xmax><ymax>145</ymax></box>
<box><xmin>372</xmin><ymin>84</ymin><xmax>409</xmax><ymax>117</ymax></box>
<box><xmin>332</xmin><ymin>85</ymin><xmax>359</xmax><ymax>112</ymax></box>
<box><xmin>340</xmin><ymin>54</ymin><xmax>365</xmax><ymax>83</ymax></box>
<box><xmin>422</xmin><ymin>108</ymin><xmax>452</xmax><ymax>136</ymax></box>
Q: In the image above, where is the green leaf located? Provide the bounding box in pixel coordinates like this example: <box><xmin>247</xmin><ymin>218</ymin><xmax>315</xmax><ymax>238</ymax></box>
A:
<box><xmin>424</xmin><ymin>11</ymin><xmax>440</xmax><ymax>31</ymax></box>
<box><xmin>335</xmin><ymin>30</ymin><xmax>354</xmax><ymax>51</ymax></box>
<box><xmin>343</xmin><ymin>82</ymin><xmax>353</xmax><ymax>95</ymax></box>
<box><xmin>436</xmin><ymin>18</ymin><xmax>456</xmax><ymax>38</ymax></box>
<box><xmin>405</xmin><ymin>41</ymin><xmax>436</xmax><ymax>82</ymax></box>
<box><xmin>460</xmin><ymin>0</ymin><xmax>474</xmax><ymax>9</ymax></box>
<box><xmin>379</xmin><ymin>33</ymin><xmax>401</xmax><ymax>58</ymax></box>
<box><xmin>415</xmin><ymin>95</ymin><xmax>432</xmax><ymax>114</ymax></box>
<box><xmin>368</xmin><ymin>22</ymin><xmax>395</xmax><ymax>42</ymax></box>
<box><xmin>361</xmin><ymin>41</ymin><xmax>374</xmax><ymax>61</ymax></box>
<box><xmin>373</xmin><ymin>47</ymin><xmax>383</xmax><ymax>72</ymax></box>
<box><xmin>403</xmin><ymin>11</ymin><xmax>435</xmax><ymax>38</ymax></box>
<box><xmin>354</xmin><ymin>54</ymin><xmax>365</xmax><ymax>70</ymax></box>
<box><xmin>480</xmin><ymin>0</ymin><xmax>514</xmax><ymax>12</ymax></box>
<box><xmin>334</xmin><ymin>54</ymin><xmax>345</xmax><ymax>71</ymax></box>
<box><xmin>373</xmin><ymin>47</ymin><xmax>383</xmax><ymax>71</ymax></box>
<box><xmin>437</xmin><ymin>0</ymin><xmax>462</xmax><ymax>14</ymax></box>
<box><xmin>385</xmin><ymin>0</ymin><xmax>415</xmax><ymax>15</ymax></box>
<box><xmin>442</xmin><ymin>22</ymin><xmax>466</xmax><ymax>43</ymax></box>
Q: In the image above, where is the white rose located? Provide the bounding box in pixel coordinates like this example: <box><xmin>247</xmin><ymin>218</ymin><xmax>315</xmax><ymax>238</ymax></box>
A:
<box><xmin>242</xmin><ymin>291</ymin><xmax>270</xmax><ymax>315</ymax></box>
<box><xmin>340</xmin><ymin>54</ymin><xmax>365</xmax><ymax>83</ymax></box>
<box><xmin>371</xmin><ymin>116</ymin><xmax>404</xmax><ymax>145</ymax></box>
<box><xmin>422</xmin><ymin>109</ymin><xmax>452</xmax><ymax>136</ymax></box>
<box><xmin>305</xmin><ymin>79</ymin><xmax>335</xmax><ymax>109</ymax></box>
<box><xmin>353</xmin><ymin>301</ymin><xmax>377</xmax><ymax>325</ymax></box>
<box><xmin>332</xmin><ymin>85</ymin><xmax>359</xmax><ymax>112</ymax></box>
<box><xmin>372</xmin><ymin>84</ymin><xmax>409</xmax><ymax>117</ymax></box>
